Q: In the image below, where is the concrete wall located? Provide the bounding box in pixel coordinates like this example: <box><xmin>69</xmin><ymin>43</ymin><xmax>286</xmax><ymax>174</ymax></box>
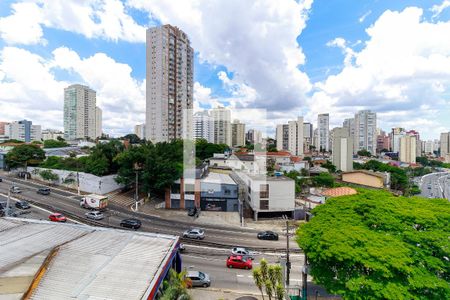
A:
<box><xmin>342</xmin><ymin>172</ymin><xmax>383</xmax><ymax>188</ymax></box>
<box><xmin>28</xmin><ymin>167</ymin><xmax>123</xmax><ymax>194</ymax></box>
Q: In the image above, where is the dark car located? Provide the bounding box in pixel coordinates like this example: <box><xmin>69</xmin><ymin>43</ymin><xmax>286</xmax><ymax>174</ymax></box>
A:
<box><xmin>37</xmin><ymin>187</ymin><xmax>51</xmax><ymax>195</ymax></box>
<box><xmin>257</xmin><ymin>231</ymin><xmax>279</xmax><ymax>240</ymax></box>
<box><xmin>0</xmin><ymin>177</ymin><xmax>3</xmax><ymax>182</ymax></box>
<box><xmin>120</xmin><ymin>218</ymin><xmax>142</xmax><ymax>229</ymax></box>
<box><xmin>15</xmin><ymin>200</ymin><xmax>31</xmax><ymax>209</ymax></box>
<box><xmin>0</xmin><ymin>201</ymin><xmax>11</xmax><ymax>210</ymax></box>
<box><xmin>187</xmin><ymin>207</ymin><xmax>198</xmax><ymax>217</ymax></box>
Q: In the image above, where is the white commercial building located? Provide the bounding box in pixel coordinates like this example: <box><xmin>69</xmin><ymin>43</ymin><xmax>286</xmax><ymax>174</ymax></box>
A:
<box><xmin>399</xmin><ymin>135</ymin><xmax>417</xmax><ymax>164</ymax></box>
<box><xmin>145</xmin><ymin>25</ymin><xmax>194</xmax><ymax>143</ymax></box>
<box><xmin>317</xmin><ymin>113</ymin><xmax>330</xmax><ymax>152</ymax></box>
<box><xmin>4</xmin><ymin>120</ymin><xmax>41</xmax><ymax>142</ymax></box>
<box><xmin>64</xmin><ymin>84</ymin><xmax>101</xmax><ymax>141</ymax></box>
<box><xmin>211</xmin><ymin>107</ymin><xmax>231</xmax><ymax>146</ymax></box>
<box><xmin>134</xmin><ymin>123</ymin><xmax>146</xmax><ymax>139</ymax></box>
<box><xmin>354</xmin><ymin>110</ymin><xmax>377</xmax><ymax>155</ymax></box>
<box><xmin>332</xmin><ymin>127</ymin><xmax>353</xmax><ymax>172</ymax></box>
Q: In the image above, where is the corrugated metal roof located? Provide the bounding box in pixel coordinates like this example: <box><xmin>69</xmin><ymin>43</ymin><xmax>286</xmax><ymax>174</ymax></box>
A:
<box><xmin>0</xmin><ymin>218</ymin><xmax>178</xmax><ymax>300</ymax></box>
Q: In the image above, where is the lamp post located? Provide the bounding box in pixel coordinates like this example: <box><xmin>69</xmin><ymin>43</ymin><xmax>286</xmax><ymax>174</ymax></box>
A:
<box><xmin>134</xmin><ymin>163</ymin><xmax>143</xmax><ymax>211</ymax></box>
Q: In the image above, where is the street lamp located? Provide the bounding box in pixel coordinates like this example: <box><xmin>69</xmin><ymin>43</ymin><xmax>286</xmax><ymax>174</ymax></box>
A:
<box><xmin>134</xmin><ymin>162</ymin><xmax>143</xmax><ymax>211</ymax></box>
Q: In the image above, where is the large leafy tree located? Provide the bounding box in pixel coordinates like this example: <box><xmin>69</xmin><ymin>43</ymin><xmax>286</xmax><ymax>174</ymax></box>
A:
<box><xmin>297</xmin><ymin>189</ymin><xmax>450</xmax><ymax>299</ymax></box>
<box><xmin>43</xmin><ymin>139</ymin><xmax>69</xmax><ymax>148</ymax></box>
<box><xmin>5</xmin><ymin>144</ymin><xmax>46</xmax><ymax>168</ymax></box>
<box><xmin>312</xmin><ymin>172</ymin><xmax>335</xmax><ymax>187</ymax></box>
<box><xmin>195</xmin><ymin>138</ymin><xmax>228</xmax><ymax>160</ymax></box>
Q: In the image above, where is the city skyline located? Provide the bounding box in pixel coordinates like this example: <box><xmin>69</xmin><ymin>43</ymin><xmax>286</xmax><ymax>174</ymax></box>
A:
<box><xmin>0</xmin><ymin>1</ymin><xmax>450</xmax><ymax>139</ymax></box>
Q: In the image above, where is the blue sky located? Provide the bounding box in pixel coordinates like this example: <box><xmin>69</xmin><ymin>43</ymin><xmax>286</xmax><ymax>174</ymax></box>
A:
<box><xmin>0</xmin><ymin>0</ymin><xmax>449</xmax><ymax>139</ymax></box>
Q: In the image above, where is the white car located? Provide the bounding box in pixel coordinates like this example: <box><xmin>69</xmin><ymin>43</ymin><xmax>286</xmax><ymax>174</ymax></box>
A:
<box><xmin>231</xmin><ymin>247</ymin><xmax>255</xmax><ymax>260</ymax></box>
<box><xmin>85</xmin><ymin>211</ymin><xmax>104</xmax><ymax>220</ymax></box>
<box><xmin>10</xmin><ymin>186</ymin><xmax>21</xmax><ymax>193</ymax></box>
<box><xmin>183</xmin><ymin>228</ymin><xmax>205</xmax><ymax>240</ymax></box>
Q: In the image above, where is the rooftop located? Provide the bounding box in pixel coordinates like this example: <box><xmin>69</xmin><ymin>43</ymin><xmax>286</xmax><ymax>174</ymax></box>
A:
<box><xmin>0</xmin><ymin>218</ymin><xmax>178</xmax><ymax>300</ymax></box>
<box><xmin>201</xmin><ymin>172</ymin><xmax>236</xmax><ymax>185</ymax></box>
<box><xmin>322</xmin><ymin>187</ymin><xmax>358</xmax><ymax>197</ymax></box>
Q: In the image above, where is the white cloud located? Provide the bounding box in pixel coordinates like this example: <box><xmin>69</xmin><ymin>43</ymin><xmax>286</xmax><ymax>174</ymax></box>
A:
<box><xmin>0</xmin><ymin>0</ymin><xmax>146</xmax><ymax>45</ymax></box>
<box><xmin>128</xmin><ymin>0</ymin><xmax>313</xmax><ymax>111</ymax></box>
<box><xmin>431</xmin><ymin>0</ymin><xmax>450</xmax><ymax>18</ymax></box>
<box><xmin>313</xmin><ymin>7</ymin><xmax>450</xmax><ymax>139</ymax></box>
<box><xmin>359</xmin><ymin>10</ymin><xmax>372</xmax><ymax>23</ymax></box>
<box><xmin>0</xmin><ymin>46</ymin><xmax>144</xmax><ymax>136</ymax></box>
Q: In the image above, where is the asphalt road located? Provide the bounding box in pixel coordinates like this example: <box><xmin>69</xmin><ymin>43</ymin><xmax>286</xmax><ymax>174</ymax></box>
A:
<box><xmin>419</xmin><ymin>172</ymin><xmax>450</xmax><ymax>200</ymax></box>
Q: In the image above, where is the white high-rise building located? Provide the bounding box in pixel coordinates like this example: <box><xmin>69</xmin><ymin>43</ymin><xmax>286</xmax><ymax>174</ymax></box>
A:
<box><xmin>303</xmin><ymin>122</ymin><xmax>313</xmax><ymax>153</ymax></box>
<box><xmin>399</xmin><ymin>135</ymin><xmax>417</xmax><ymax>163</ymax></box>
<box><xmin>247</xmin><ymin>129</ymin><xmax>263</xmax><ymax>145</ymax></box>
<box><xmin>440</xmin><ymin>132</ymin><xmax>450</xmax><ymax>162</ymax></box>
<box><xmin>288</xmin><ymin>117</ymin><xmax>304</xmax><ymax>156</ymax></box>
<box><xmin>332</xmin><ymin>127</ymin><xmax>353</xmax><ymax>172</ymax></box>
<box><xmin>145</xmin><ymin>25</ymin><xmax>194</xmax><ymax>143</ymax></box>
<box><xmin>5</xmin><ymin>120</ymin><xmax>41</xmax><ymax>142</ymax></box>
<box><xmin>276</xmin><ymin>124</ymin><xmax>289</xmax><ymax>151</ymax></box>
<box><xmin>193</xmin><ymin>111</ymin><xmax>214</xmax><ymax>143</ymax></box>
<box><xmin>95</xmin><ymin>107</ymin><xmax>102</xmax><ymax>138</ymax></box>
<box><xmin>390</xmin><ymin>127</ymin><xmax>406</xmax><ymax>153</ymax></box>
<box><xmin>211</xmin><ymin>107</ymin><xmax>231</xmax><ymax>146</ymax></box>
<box><xmin>317</xmin><ymin>113</ymin><xmax>330</xmax><ymax>152</ymax></box>
<box><xmin>231</xmin><ymin>120</ymin><xmax>246</xmax><ymax>147</ymax></box>
<box><xmin>134</xmin><ymin>124</ymin><xmax>146</xmax><ymax>140</ymax></box>
<box><xmin>354</xmin><ymin>110</ymin><xmax>377</xmax><ymax>155</ymax></box>
<box><xmin>64</xmin><ymin>84</ymin><xmax>99</xmax><ymax>141</ymax></box>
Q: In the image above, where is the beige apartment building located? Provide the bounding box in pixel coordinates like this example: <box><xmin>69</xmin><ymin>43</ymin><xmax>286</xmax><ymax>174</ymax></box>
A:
<box><xmin>399</xmin><ymin>135</ymin><xmax>416</xmax><ymax>163</ymax></box>
<box><xmin>231</xmin><ymin>120</ymin><xmax>246</xmax><ymax>147</ymax></box>
<box><xmin>440</xmin><ymin>132</ymin><xmax>450</xmax><ymax>163</ymax></box>
<box><xmin>332</xmin><ymin>127</ymin><xmax>353</xmax><ymax>172</ymax></box>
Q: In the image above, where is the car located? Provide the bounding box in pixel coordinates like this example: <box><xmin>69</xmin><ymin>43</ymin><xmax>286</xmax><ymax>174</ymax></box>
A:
<box><xmin>120</xmin><ymin>218</ymin><xmax>141</xmax><ymax>229</ymax></box>
<box><xmin>15</xmin><ymin>200</ymin><xmax>31</xmax><ymax>209</ymax></box>
<box><xmin>37</xmin><ymin>187</ymin><xmax>51</xmax><ymax>195</ymax></box>
<box><xmin>49</xmin><ymin>213</ymin><xmax>67</xmax><ymax>222</ymax></box>
<box><xmin>0</xmin><ymin>201</ymin><xmax>11</xmax><ymax>211</ymax></box>
<box><xmin>186</xmin><ymin>271</ymin><xmax>211</xmax><ymax>288</ymax></box>
<box><xmin>10</xmin><ymin>186</ymin><xmax>21</xmax><ymax>193</ymax></box>
<box><xmin>187</xmin><ymin>207</ymin><xmax>199</xmax><ymax>217</ymax></box>
<box><xmin>85</xmin><ymin>211</ymin><xmax>104</xmax><ymax>220</ymax></box>
<box><xmin>183</xmin><ymin>228</ymin><xmax>205</xmax><ymax>239</ymax></box>
<box><xmin>179</xmin><ymin>243</ymin><xmax>186</xmax><ymax>252</ymax></box>
<box><xmin>0</xmin><ymin>177</ymin><xmax>3</xmax><ymax>182</ymax></box>
<box><xmin>231</xmin><ymin>247</ymin><xmax>254</xmax><ymax>260</ymax></box>
<box><xmin>257</xmin><ymin>231</ymin><xmax>279</xmax><ymax>240</ymax></box>
<box><xmin>226</xmin><ymin>255</ymin><xmax>252</xmax><ymax>270</ymax></box>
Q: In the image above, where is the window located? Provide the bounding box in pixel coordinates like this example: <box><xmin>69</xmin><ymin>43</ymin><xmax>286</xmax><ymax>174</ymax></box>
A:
<box><xmin>260</xmin><ymin>184</ymin><xmax>269</xmax><ymax>198</ymax></box>
<box><xmin>224</xmin><ymin>189</ymin><xmax>231</xmax><ymax>195</ymax></box>
<box><xmin>172</xmin><ymin>183</ymin><xmax>180</xmax><ymax>194</ymax></box>
<box><xmin>260</xmin><ymin>200</ymin><xmax>269</xmax><ymax>210</ymax></box>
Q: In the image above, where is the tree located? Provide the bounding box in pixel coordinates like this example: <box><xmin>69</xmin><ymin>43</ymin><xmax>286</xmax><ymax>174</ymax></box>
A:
<box><xmin>195</xmin><ymin>138</ymin><xmax>228</xmax><ymax>160</ymax></box>
<box><xmin>357</xmin><ymin>149</ymin><xmax>372</xmax><ymax>157</ymax></box>
<box><xmin>56</xmin><ymin>136</ymin><xmax>65</xmax><ymax>142</ymax></box>
<box><xmin>39</xmin><ymin>169</ymin><xmax>59</xmax><ymax>183</ymax></box>
<box><xmin>1</xmin><ymin>139</ymin><xmax>24</xmax><ymax>144</ymax></box>
<box><xmin>296</xmin><ymin>189</ymin><xmax>450</xmax><ymax>299</ymax></box>
<box><xmin>43</xmin><ymin>139</ymin><xmax>69</xmax><ymax>148</ymax></box>
<box><xmin>312</xmin><ymin>172</ymin><xmax>335</xmax><ymax>187</ymax></box>
<box><xmin>121</xmin><ymin>133</ymin><xmax>142</xmax><ymax>144</ymax></box>
<box><xmin>252</xmin><ymin>259</ymin><xmax>285</xmax><ymax>300</ymax></box>
<box><xmin>321</xmin><ymin>160</ymin><xmax>337</xmax><ymax>173</ymax></box>
<box><xmin>160</xmin><ymin>269</ymin><xmax>192</xmax><ymax>300</ymax></box>
<box><xmin>5</xmin><ymin>144</ymin><xmax>46</xmax><ymax>168</ymax></box>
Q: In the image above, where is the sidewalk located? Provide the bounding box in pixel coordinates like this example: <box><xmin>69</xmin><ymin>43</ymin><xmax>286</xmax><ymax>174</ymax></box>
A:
<box><xmin>189</xmin><ymin>288</ymin><xmax>262</xmax><ymax>300</ymax></box>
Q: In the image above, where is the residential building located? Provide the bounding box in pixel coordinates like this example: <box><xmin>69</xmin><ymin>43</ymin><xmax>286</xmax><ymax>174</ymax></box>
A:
<box><xmin>145</xmin><ymin>24</ymin><xmax>194</xmax><ymax>143</ymax></box>
<box><xmin>193</xmin><ymin>111</ymin><xmax>214</xmax><ymax>143</ymax></box>
<box><xmin>390</xmin><ymin>127</ymin><xmax>406</xmax><ymax>153</ymax></box>
<box><xmin>288</xmin><ymin>117</ymin><xmax>304</xmax><ymax>156</ymax></box>
<box><xmin>4</xmin><ymin>120</ymin><xmax>41</xmax><ymax>142</ymax></box>
<box><xmin>313</xmin><ymin>128</ymin><xmax>318</xmax><ymax>151</ymax></box>
<box><xmin>231</xmin><ymin>120</ymin><xmax>246</xmax><ymax>147</ymax></box>
<box><xmin>423</xmin><ymin>140</ymin><xmax>436</xmax><ymax>154</ymax></box>
<box><xmin>0</xmin><ymin>121</ymin><xmax>7</xmax><ymax>135</ymax></box>
<box><xmin>246</xmin><ymin>129</ymin><xmax>263</xmax><ymax>145</ymax></box>
<box><xmin>354</xmin><ymin>110</ymin><xmax>377</xmax><ymax>154</ymax></box>
<box><xmin>399</xmin><ymin>135</ymin><xmax>417</xmax><ymax>163</ymax></box>
<box><xmin>64</xmin><ymin>84</ymin><xmax>100</xmax><ymax>140</ymax></box>
<box><xmin>211</xmin><ymin>107</ymin><xmax>231</xmax><ymax>145</ymax></box>
<box><xmin>303</xmin><ymin>122</ymin><xmax>313</xmax><ymax>153</ymax></box>
<box><xmin>406</xmin><ymin>130</ymin><xmax>421</xmax><ymax>157</ymax></box>
<box><xmin>275</xmin><ymin>125</ymin><xmax>289</xmax><ymax>151</ymax></box>
<box><xmin>376</xmin><ymin>130</ymin><xmax>390</xmax><ymax>153</ymax></box>
<box><xmin>440</xmin><ymin>132</ymin><xmax>450</xmax><ymax>162</ymax></box>
<box><xmin>95</xmin><ymin>107</ymin><xmax>102</xmax><ymax>138</ymax></box>
<box><xmin>134</xmin><ymin>123</ymin><xmax>146</xmax><ymax>140</ymax></box>
<box><xmin>332</xmin><ymin>127</ymin><xmax>353</xmax><ymax>172</ymax></box>
<box><xmin>42</xmin><ymin>129</ymin><xmax>64</xmax><ymax>141</ymax></box>
<box><xmin>317</xmin><ymin>113</ymin><xmax>330</xmax><ymax>152</ymax></box>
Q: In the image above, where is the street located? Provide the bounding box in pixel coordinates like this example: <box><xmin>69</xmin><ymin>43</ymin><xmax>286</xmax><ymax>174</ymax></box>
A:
<box><xmin>419</xmin><ymin>172</ymin><xmax>450</xmax><ymax>200</ymax></box>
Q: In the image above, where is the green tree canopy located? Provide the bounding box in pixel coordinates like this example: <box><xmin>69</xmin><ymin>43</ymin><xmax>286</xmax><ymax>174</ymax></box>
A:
<box><xmin>297</xmin><ymin>189</ymin><xmax>450</xmax><ymax>299</ymax></box>
<box><xmin>195</xmin><ymin>138</ymin><xmax>228</xmax><ymax>160</ymax></box>
<box><xmin>39</xmin><ymin>169</ymin><xmax>59</xmax><ymax>182</ymax></box>
<box><xmin>312</xmin><ymin>172</ymin><xmax>335</xmax><ymax>187</ymax></box>
<box><xmin>43</xmin><ymin>139</ymin><xmax>69</xmax><ymax>148</ymax></box>
<box><xmin>5</xmin><ymin>144</ymin><xmax>45</xmax><ymax>168</ymax></box>
<box><xmin>121</xmin><ymin>133</ymin><xmax>142</xmax><ymax>144</ymax></box>
<box><xmin>321</xmin><ymin>160</ymin><xmax>337</xmax><ymax>173</ymax></box>
<box><xmin>357</xmin><ymin>149</ymin><xmax>372</xmax><ymax>157</ymax></box>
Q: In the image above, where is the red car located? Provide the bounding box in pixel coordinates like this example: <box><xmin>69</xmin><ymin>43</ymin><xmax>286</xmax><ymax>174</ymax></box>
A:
<box><xmin>49</xmin><ymin>213</ymin><xmax>67</xmax><ymax>222</ymax></box>
<box><xmin>226</xmin><ymin>255</ymin><xmax>252</xmax><ymax>270</ymax></box>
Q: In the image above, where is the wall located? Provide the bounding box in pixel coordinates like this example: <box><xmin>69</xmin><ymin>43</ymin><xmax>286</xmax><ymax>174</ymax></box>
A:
<box><xmin>27</xmin><ymin>167</ymin><xmax>123</xmax><ymax>194</ymax></box>
<box><xmin>342</xmin><ymin>172</ymin><xmax>383</xmax><ymax>188</ymax></box>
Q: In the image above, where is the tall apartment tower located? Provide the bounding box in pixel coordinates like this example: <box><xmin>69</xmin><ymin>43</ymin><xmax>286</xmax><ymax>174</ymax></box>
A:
<box><xmin>193</xmin><ymin>111</ymin><xmax>214</xmax><ymax>143</ymax></box>
<box><xmin>440</xmin><ymin>132</ymin><xmax>450</xmax><ymax>162</ymax></box>
<box><xmin>332</xmin><ymin>127</ymin><xmax>353</xmax><ymax>172</ymax></box>
<box><xmin>354</xmin><ymin>110</ymin><xmax>377</xmax><ymax>155</ymax></box>
<box><xmin>303</xmin><ymin>122</ymin><xmax>313</xmax><ymax>153</ymax></box>
<box><xmin>247</xmin><ymin>129</ymin><xmax>263</xmax><ymax>145</ymax></box>
<box><xmin>64</xmin><ymin>84</ymin><xmax>100</xmax><ymax>141</ymax></box>
<box><xmin>134</xmin><ymin>123</ymin><xmax>146</xmax><ymax>139</ymax></box>
<box><xmin>317</xmin><ymin>113</ymin><xmax>330</xmax><ymax>152</ymax></box>
<box><xmin>231</xmin><ymin>120</ymin><xmax>246</xmax><ymax>147</ymax></box>
<box><xmin>4</xmin><ymin>120</ymin><xmax>41</xmax><ymax>142</ymax></box>
<box><xmin>390</xmin><ymin>127</ymin><xmax>406</xmax><ymax>153</ymax></box>
<box><xmin>288</xmin><ymin>117</ymin><xmax>304</xmax><ymax>156</ymax></box>
<box><xmin>145</xmin><ymin>25</ymin><xmax>194</xmax><ymax>143</ymax></box>
<box><xmin>276</xmin><ymin>124</ymin><xmax>289</xmax><ymax>151</ymax></box>
<box><xmin>211</xmin><ymin>107</ymin><xmax>231</xmax><ymax>146</ymax></box>
<box><xmin>399</xmin><ymin>135</ymin><xmax>417</xmax><ymax>164</ymax></box>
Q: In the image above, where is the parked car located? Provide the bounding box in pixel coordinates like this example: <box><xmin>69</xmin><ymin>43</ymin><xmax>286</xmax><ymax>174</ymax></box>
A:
<box><xmin>0</xmin><ymin>177</ymin><xmax>3</xmax><ymax>182</ymax></box>
<box><xmin>226</xmin><ymin>255</ymin><xmax>252</xmax><ymax>270</ymax></box>
<box><xmin>0</xmin><ymin>201</ymin><xmax>11</xmax><ymax>210</ymax></box>
<box><xmin>10</xmin><ymin>186</ymin><xmax>21</xmax><ymax>193</ymax></box>
<box><xmin>257</xmin><ymin>231</ymin><xmax>279</xmax><ymax>240</ymax></box>
<box><xmin>120</xmin><ymin>218</ymin><xmax>141</xmax><ymax>229</ymax></box>
<box><xmin>187</xmin><ymin>207</ymin><xmax>199</xmax><ymax>217</ymax></box>
<box><xmin>49</xmin><ymin>213</ymin><xmax>67</xmax><ymax>222</ymax></box>
<box><xmin>85</xmin><ymin>211</ymin><xmax>104</xmax><ymax>220</ymax></box>
<box><xmin>183</xmin><ymin>228</ymin><xmax>205</xmax><ymax>240</ymax></box>
<box><xmin>15</xmin><ymin>200</ymin><xmax>31</xmax><ymax>209</ymax></box>
<box><xmin>179</xmin><ymin>243</ymin><xmax>186</xmax><ymax>252</ymax></box>
<box><xmin>231</xmin><ymin>247</ymin><xmax>254</xmax><ymax>260</ymax></box>
<box><xmin>37</xmin><ymin>187</ymin><xmax>51</xmax><ymax>195</ymax></box>
<box><xmin>186</xmin><ymin>271</ymin><xmax>211</xmax><ymax>288</ymax></box>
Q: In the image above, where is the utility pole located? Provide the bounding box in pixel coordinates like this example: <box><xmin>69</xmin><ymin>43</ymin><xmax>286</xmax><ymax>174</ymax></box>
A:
<box><xmin>135</xmin><ymin>170</ymin><xmax>139</xmax><ymax>211</ymax></box>
<box><xmin>302</xmin><ymin>254</ymin><xmax>308</xmax><ymax>300</ymax></box>
<box><xmin>285</xmin><ymin>218</ymin><xmax>291</xmax><ymax>287</ymax></box>
<box><xmin>6</xmin><ymin>183</ymin><xmax>11</xmax><ymax>217</ymax></box>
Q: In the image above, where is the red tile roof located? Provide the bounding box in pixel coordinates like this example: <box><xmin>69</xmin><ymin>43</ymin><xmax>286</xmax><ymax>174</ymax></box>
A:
<box><xmin>322</xmin><ymin>187</ymin><xmax>357</xmax><ymax>197</ymax></box>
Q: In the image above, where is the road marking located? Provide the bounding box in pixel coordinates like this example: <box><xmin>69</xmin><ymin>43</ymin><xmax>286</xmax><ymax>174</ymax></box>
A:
<box><xmin>236</xmin><ymin>274</ymin><xmax>244</xmax><ymax>277</ymax></box>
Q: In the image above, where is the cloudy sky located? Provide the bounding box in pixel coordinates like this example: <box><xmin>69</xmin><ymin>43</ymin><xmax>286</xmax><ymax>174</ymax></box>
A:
<box><xmin>0</xmin><ymin>0</ymin><xmax>449</xmax><ymax>140</ymax></box>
